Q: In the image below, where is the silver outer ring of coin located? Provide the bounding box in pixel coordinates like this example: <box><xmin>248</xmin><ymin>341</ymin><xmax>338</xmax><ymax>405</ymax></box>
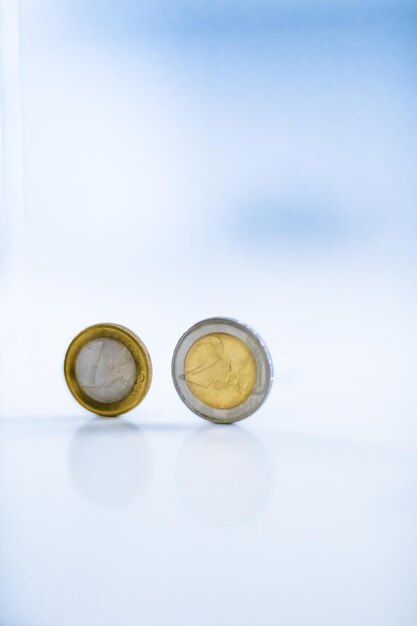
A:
<box><xmin>171</xmin><ymin>317</ymin><xmax>273</xmax><ymax>424</ymax></box>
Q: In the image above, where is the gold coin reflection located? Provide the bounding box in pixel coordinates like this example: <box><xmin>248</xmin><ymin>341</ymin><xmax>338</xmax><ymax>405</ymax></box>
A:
<box><xmin>184</xmin><ymin>333</ymin><xmax>257</xmax><ymax>409</ymax></box>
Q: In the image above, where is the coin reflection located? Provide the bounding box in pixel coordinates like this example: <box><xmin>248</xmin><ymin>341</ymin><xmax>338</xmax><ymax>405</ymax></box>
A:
<box><xmin>175</xmin><ymin>425</ymin><xmax>272</xmax><ymax>525</ymax></box>
<box><xmin>68</xmin><ymin>418</ymin><xmax>153</xmax><ymax>507</ymax></box>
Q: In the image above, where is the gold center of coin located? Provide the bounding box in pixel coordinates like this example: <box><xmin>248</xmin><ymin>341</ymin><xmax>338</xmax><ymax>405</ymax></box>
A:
<box><xmin>184</xmin><ymin>333</ymin><xmax>257</xmax><ymax>409</ymax></box>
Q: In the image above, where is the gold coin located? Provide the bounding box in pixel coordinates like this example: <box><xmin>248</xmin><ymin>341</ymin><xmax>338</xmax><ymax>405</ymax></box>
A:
<box><xmin>184</xmin><ymin>333</ymin><xmax>257</xmax><ymax>409</ymax></box>
<box><xmin>172</xmin><ymin>318</ymin><xmax>273</xmax><ymax>424</ymax></box>
<box><xmin>64</xmin><ymin>323</ymin><xmax>152</xmax><ymax>417</ymax></box>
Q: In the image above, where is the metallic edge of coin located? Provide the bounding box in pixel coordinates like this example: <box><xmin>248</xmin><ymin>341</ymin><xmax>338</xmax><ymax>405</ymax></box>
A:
<box><xmin>64</xmin><ymin>323</ymin><xmax>152</xmax><ymax>417</ymax></box>
<box><xmin>171</xmin><ymin>317</ymin><xmax>273</xmax><ymax>424</ymax></box>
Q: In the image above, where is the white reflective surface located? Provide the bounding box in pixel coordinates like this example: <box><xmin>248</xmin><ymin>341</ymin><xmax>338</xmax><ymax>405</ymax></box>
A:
<box><xmin>1</xmin><ymin>414</ymin><xmax>416</xmax><ymax>626</ymax></box>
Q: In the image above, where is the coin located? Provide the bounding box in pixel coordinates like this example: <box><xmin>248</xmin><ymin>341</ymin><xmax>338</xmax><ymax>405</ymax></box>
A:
<box><xmin>64</xmin><ymin>323</ymin><xmax>152</xmax><ymax>417</ymax></box>
<box><xmin>172</xmin><ymin>318</ymin><xmax>273</xmax><ymax>424</ymax></box>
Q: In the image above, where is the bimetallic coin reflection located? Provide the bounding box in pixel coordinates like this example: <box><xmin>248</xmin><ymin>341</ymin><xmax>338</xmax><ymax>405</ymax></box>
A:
<box><xmin>175</xmin><ymin>425</ymin><xmax>272</xmax><ymax>526</ymax></box>
<box><xmin>172</xmin><ymin>318</ymin><xmax>273</xmax><ymax>424</ymax></box>
<box><xmin>68</xmin><ymin>418</ymin><xmax>153</xmax><ymax>507</ymax></box>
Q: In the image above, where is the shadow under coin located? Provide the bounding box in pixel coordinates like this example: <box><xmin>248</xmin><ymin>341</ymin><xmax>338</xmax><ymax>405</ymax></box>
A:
<box><xmin>175</xmin><ymin>424</ymin><xmax>272</xmax><ymax>526</ymax></box>
<box><xmin>68</xmin><ymin>417</ymin><xmax>153</xmax><ymax>507</ymax></box>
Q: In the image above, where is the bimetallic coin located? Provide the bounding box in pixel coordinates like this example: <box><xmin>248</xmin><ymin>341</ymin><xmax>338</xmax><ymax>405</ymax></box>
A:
<box><xmin>172</xmin><ymin>318</ymin><xmax>273</xmax><ymax>424</ymax></box>
<box><xmin>64</xmin><ymin>323</ymin><xmax>152</xmax><ymax>417</ymax></box>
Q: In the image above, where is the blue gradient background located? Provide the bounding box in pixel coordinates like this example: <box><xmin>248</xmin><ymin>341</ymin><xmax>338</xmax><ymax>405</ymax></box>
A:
<box><xmin>0</xmin><ymin>1</ymin><xmax>416</xmax><ymax>625</ymax></box>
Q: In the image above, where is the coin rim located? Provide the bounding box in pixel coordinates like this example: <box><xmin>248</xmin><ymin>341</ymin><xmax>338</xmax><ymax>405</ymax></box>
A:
<box><xmin>171</xmin><ymin>317</ymin><xmax>273</xmax><ymax>424</ymax></box>
<box><xmin>64</xmin><ymin>323</ymin><xmax>152</xmax><ymax>417</ymax></box>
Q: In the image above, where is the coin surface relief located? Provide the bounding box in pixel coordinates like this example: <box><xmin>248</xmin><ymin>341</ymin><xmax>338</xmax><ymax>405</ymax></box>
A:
<box><xmin>64</xmin><ymin>323</ymin><xmax>152</xmax><ymax>417</ymax></box>
<box><xmin>172</xmin><ymin>318</ymin><xmax>273</xmax><ymax>424</ymax></box>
